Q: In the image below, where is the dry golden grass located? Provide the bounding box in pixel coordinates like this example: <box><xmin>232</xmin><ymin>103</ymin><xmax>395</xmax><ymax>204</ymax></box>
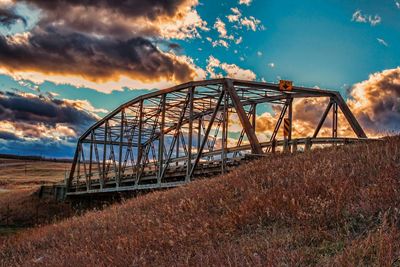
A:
<box><xmin>0</xmin><ymin>159</ymin><xmax>69</xmax><ymax>188</ymax></box>
<box><xmin>1</xmin><ymin>137</ymin><xmax>400</xmax><ymax>266</ymax></box>
<box><xmin>0</xmin><ymin>159</ymin><xmax>71</xmax><ymax>227</ymax></box>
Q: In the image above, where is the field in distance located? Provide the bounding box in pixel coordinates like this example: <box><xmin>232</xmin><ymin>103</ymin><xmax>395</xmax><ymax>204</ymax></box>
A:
<box><xmin>0</xmin><ymin>158</ymin><xmax>71</xmax><ymax>228</ymax></box>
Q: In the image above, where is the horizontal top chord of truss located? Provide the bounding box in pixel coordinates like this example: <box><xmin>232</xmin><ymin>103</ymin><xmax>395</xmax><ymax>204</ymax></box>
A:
<box><xmin>67</xmin><ymin>78</ymin><xmax>368</xmax><ymax>196</ymax></box>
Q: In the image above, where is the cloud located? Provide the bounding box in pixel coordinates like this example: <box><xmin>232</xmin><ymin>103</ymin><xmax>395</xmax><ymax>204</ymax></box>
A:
<box><xmin>237</xmin><ymin>68</ymin><xmax>400</xmax><ymax>140</ymax></box>
<box><xmin>0</xmin><ymin>91</ymin><xmax>99</xmax><ymax>141</ymax></box>
<box><xmin>396</xmin><ymin>1</ymin><xmax>400</xmax><ymax>9</ymax></box>
<box><xmin>377</xmin><ymin>38</ymin><xmax>388</xmax><ymax>47</ymax></box>
<box><xmin>159</xmin><ymin>7</ymin><xmax>209</xmax><ymax>39</ymax></box>
<box><xmin>368</xmin><ymin>15</ymin><xmax>381</xmax><ymax>26</ymax></box>
<box><xmin>214</xmin><ymin>18</ymin><xmax>227</xmax><ymax>38</ymax></box>
<box><xmin>351</xmin><ymin>10</ymin><xmax>381</xmax><ymax>26</ymax></box>
<box><xmin>0</xmin><ymin>130</ymin><xmax>21</xmax><ymax>141</ymax></box>
<box><xmin>226</xmin><ymin>7</ymin><xmax>241</xmax><ymax>23</ymax></box>
<box><xmin>212</xmin><ymin>17</ymin><xmax>235</xmax><ymax>48</ymax></box>
<box><xmin>351</xmin><ymin>10</ymin><xmax>367</xmax><ymax>23</ymax></box>
<box><xmin>0</xmin><ymin>29</ymin><xmax>197</xmax><ymax>87</ymax></box>
<box><xmin>240</xmin><ymin>16</ymin><xmax>264</xmax><ymax>31</ymax></box>
<box><xmin>19</xmin><ymin>0</ymin><xmax>208</xmax><ymax>40</ymax></box>
<box><xmin>257</xmin><ymin>51</ymin><xmax>262</xmax><ymax>56</ymax></box>
<box><xmin>267</xmin><ymin>62</ymin><xmax>275</xmax><ymax>68</ymax></box>
<box><xmin>238</xmin><ymin>0</ymin><xmax>252</xmax><ymax>6</ymax></box>
<box><xmin>206</xmin><ymin>55</ymin><xmax>256</xmax><ymax>80</ymax></box>
<box><xmin>0</xmin><ymin>0</ymin><xmax>208</xmax><ymax>92</ymax></box>
<box><xmin>347</xmin><ymin>67</ymin><xmax>400</xmax><ymax>135</ymax></box>
<box><xmin>226</xmin><ymin>7</ymin><xmax>264</xmax><ymax>32</ymax></box>
<box><xmin>249</xmin><ymin>97</ymin><xmax>357</xmax><ymax>142</ymax></box>
<box><xmin>211</xmin><ymin>39</ymin><xmax>229</xmax><ymax>48</ymax></box>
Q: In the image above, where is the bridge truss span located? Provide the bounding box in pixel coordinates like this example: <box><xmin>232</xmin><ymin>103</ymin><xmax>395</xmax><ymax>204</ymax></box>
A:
<box><xmin>67</xmin><ymin>78</ymin><xmax>369</xmax><ymax>196</ymax></box>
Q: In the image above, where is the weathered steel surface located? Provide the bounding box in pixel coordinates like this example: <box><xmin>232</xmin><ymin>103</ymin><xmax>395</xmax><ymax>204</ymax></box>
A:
<box><xmin>66</xmin><ymin>78</ymin><xmax>371</xmax><ymax>197</ymax></box>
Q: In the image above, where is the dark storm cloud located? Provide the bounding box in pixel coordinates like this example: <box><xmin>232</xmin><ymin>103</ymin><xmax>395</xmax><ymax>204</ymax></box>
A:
<box><xmin>24</xmin><ymin>0</ymin><xmax>187</xmax><ymax>20</ymax></box>
<box><xmin>0</xmin><ymin>0</ymin><xmax>199</xmax><ymax>84</ymax></box>
<box><xmin>0</xmin><ymin>28</ymin><xmax>195</xmax><ymax>82</ymax></box>
<box><xmin>0</xmin><ymin>130</ymin><xmax>21</xmax><ymax>141</ymax></box>
<box><xmin>0</xmin><ymin>7</ymin><xmax>26</xmax><ymax>27</ymax></box>
<box><xmin>0</xmin><ymin>91</ymin><xmax>96</xmax><ymax>131</ymax></box>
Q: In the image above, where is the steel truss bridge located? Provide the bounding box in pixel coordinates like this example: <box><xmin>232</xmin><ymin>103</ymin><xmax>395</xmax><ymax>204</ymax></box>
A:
<box><xmin>67</xmin><ymin>78</ymin><xmax>369</xmax><ymax>196</ymax></box>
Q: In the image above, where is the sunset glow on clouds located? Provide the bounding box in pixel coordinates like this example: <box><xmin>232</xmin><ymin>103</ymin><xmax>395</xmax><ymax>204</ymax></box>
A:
<box><xmin>0</xmin><ymin>0</ymin><xmax>399</xmax><ymax>157</ymax></box>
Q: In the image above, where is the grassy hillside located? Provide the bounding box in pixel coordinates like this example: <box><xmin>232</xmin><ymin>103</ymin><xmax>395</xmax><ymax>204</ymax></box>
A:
<box><xmin>1</xmin><ymin>137</ymin><xmax>400</xmax><ymax>266</ymax></box>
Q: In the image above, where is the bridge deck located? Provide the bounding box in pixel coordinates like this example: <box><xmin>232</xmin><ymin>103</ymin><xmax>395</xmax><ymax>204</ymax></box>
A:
<box><xmin>66</xmin><ymin>137</ymin><xmax>375</xmax><ymax>197</ymax></box>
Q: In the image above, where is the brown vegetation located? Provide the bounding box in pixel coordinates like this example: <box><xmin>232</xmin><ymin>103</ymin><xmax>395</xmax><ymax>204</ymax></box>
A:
<box><xmin>0</xmin><ymin>159</ymin><xmax>71</xmax><ymax>227</ymax></box>
<box><xmin>0</xmin><ymin>158</ymin><xmax>69</xmax><ymax>187</ymax></box>
<box><xmin>1</xmin><ymin>137</ymin><xmax>400</xmax><ymax>266</ymax></box>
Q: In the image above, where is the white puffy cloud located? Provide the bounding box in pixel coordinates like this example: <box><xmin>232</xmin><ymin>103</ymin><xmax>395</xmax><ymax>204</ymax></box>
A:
<box><xmin>160</xmin><ymin>8</ymin><xmax>209</xmax><ymax>40</ymax></box>
<box><xmin>240</xmin><ymin>16</ymin><xmax>264</xmax><ymax>31</ymax></box>
<box><xmin>206</xmin><ymin>55</ymin><xmax>256</xmax><ymax>80</ymax></box>
<box><xmin>226</xmin><ymin>7</ymin><xmax>241</xmax><ymax>22</ymax></box>
<box><xmin>227</xmin><ymin>8</ymin><xmax>264</xmax><ymax>32</ymax></box>
<box><xmin>238</xmin><ymin>0</ymin><xmax>252</xmax><ymax>6</ymax></box>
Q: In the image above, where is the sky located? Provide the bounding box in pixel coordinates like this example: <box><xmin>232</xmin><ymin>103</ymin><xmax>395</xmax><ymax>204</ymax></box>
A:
<box><xmin>0</xmin><ymin>0</ymin><xmax>399</xmax><ymax>157</ymax></box>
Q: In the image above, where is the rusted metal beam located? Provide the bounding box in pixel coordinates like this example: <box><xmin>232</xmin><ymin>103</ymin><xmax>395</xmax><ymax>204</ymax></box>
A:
<box><xmin>67</xmin><ymin>79</ymin><xmax>371</xmax><ymax>195</ymax></box>
<box><xmin>333</xmin><ymin>92</ymin><xmax>367</xmax><ymax>138</ymax></box>
<box><xmin>332</xmin><ymin>102</ymin><xmax>338</xmax><ymax>138</ymax></box>
<box><xmin>225</xmin><ymin>79</ymin><xmax>263</xmax><ymax>154</ymax></box>
<box><xmin>186</xmin><ymin>87</ymin><xmax>194</xmax><ymax>181</ymax></box>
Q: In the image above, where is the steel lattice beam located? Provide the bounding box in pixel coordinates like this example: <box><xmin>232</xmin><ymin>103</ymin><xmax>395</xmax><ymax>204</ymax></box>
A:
<box><xmin>67</xmin><ymin>78</ymin><xmax>371</xmax><ymax>196</ymax></box>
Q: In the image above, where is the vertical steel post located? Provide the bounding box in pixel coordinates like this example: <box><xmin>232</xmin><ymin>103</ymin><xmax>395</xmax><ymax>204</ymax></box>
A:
<box><xmin>332</xmin><ymin>102</ymin><xmax>338</xmax><ymax>138</ymax></box>
<box><xmin>102</xmin><ymin>121</ymin><xmax>108</xmax><ymax>189</ymax></box>
<box><xmin>76</xmin><ymin>143</ymin><xmax>81</xmax><ymax>187</ymax></box>
<box><xmin>158</xmin><ymin>95</ymin><xmax>166</xmax><ymax>184</ymax></box>
<box><xmin>186</xmin><ymin>87</ymin><xmax>194</xmax><ymax>181</ymax></box>
<box><xmin>332</xmin><ymin>101</ymin><xmax>338</xmax><ymax>146</ymax></box>
<box><xmin>288</xmin><ymin>97</ymin><xmax>293</xmax><ymax>152</ymax></box>
<box><xmin>176</xmin><ymin>129</ymin><xmax>179</xmax><ymax>166</ymax></box>
<box><xmin>197</xmin><ymin>117</ymin><xmax>201</xmax><ymax>153</ymax></box>
<box><xmin>221</xmin><ymin>91</ymin><xmax>228</xmax><ymax>173</ymax></box>
<box><xmin>333</xmin><ymin>93</ymin><xmax>367</xmax><ymax>138</ymax></box>
<box><xmin>88</xmin><ymin>130</ymin><xmax>93</xmax><ymax>190</ymax></box>
<box><xmin>135</xmin><ymin>100</ymin><xmax>143</xmax><ymax>183</ymax></box>
<box><xmin>118</xmin><ymin>109</ymin><xmax>124</xmax><ymax>187</ymax></box>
